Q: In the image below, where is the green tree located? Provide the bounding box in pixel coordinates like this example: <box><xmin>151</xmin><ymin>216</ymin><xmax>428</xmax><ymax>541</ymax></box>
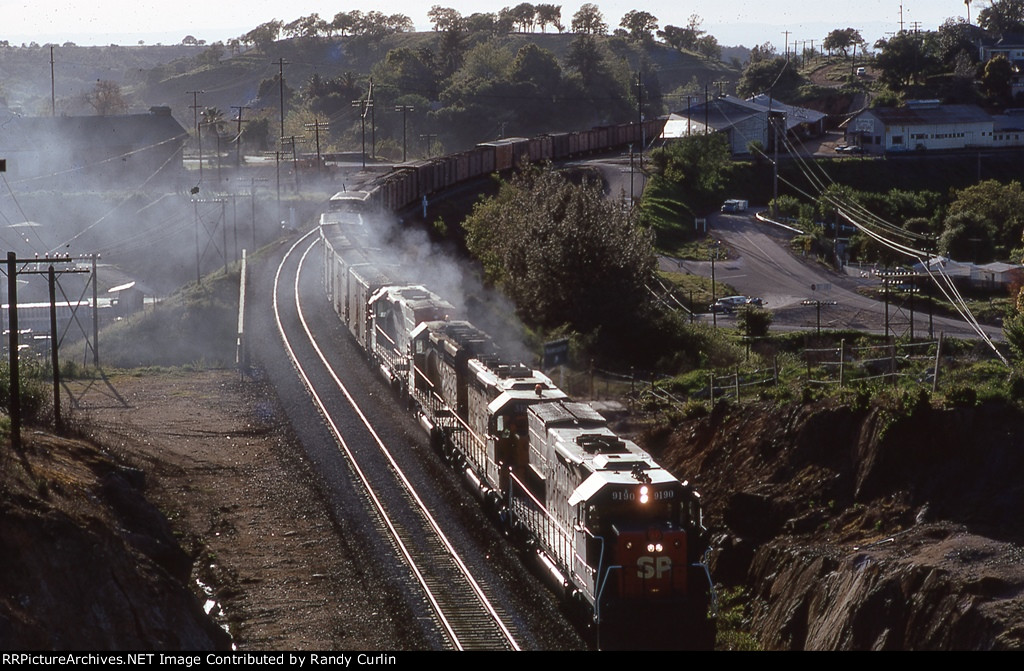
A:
<box><xmin>695</xmin><ymin>34</ymin><xmax>721</xmax><ymax>61</ymax></box>
<box><xmin>510</xmin><ymin>43</ymin><xmax>562</xmax><ymax>91</ymax></box>
<box><xmin>508</xmin><ymin>3</ymin><xmax>537</xmax><ymax>32</ymax></box>
<box><xmin>939</xmin><ymin>209</ymin><xmax>997</xmax><ymax>262</ymax></box>
<box><xmin>535</xmin><ymin>4</ymin><xmax>562</xmax><ymax>32</ymax></box>
<box><xmin>86</xmin><ymin>80</ymin><xmax>128</xmax><ymax>115</ymax></box>
<box><xmin>240</xmin><ymin>114</ymin><xmax>271</xmax><ymax>151</ymax></box>
<box><xmin>1003</xmin><ymin>289</ymin><xmax>1024</xmax><ymax>361</ymax></box>
<box><xmin>648</xmin><ymin>133</ymin><xmax>731</xmax><ymax>214</ymax></box>
<box><xmin>195</xmin><ymin>43</ymin><xmax>224</xmax><ymax>66</ymax></box>
<box><xmin>658</xmin><ymin>15</ymin><xmax>705</xmax><ymax>51</ymax></box>
<box><xmin>563</xmin><ymin>35</ymin><xmax>633</xmax><ymax>124</ymax></box>
<box><xmin>747</xmin><ymin>42</ymin><xmax>777</xmax><ymax>64</ymax></box>
<box><xmin>978</xmin><ymin>0</ymin><xmax>1024</xmax><ymax>34</ymax></box>
<box><xmin>874</xmin><ymin>32</ymin><xmax>939</xmax><ymax>91</ymax></box>
<box><xmin>983</xmin><ymin>55</ymin><xmax>1014</xmax><ymax>104</ymax></box>
<box><xmin>374</xmin><ymin>48</ymin><xmax>438</xmax><ymax>98</ymax></box>
<box><xmin>240</xmin><ymin>20</ymin><xmax>282</xmax><ymax>51</ymax></box>
<box><xmin>283</xmin><ymin>14</ymin><xmax>327</xmax><ymax>38</ymax></box>
<box><xmin>465</xmin><ymin>13</ymin><xmax>499</xmax><ymax>33</ymax></box>
<box><xmin>620</xmin><ymin>10</ymin><xmax>658</xmax><ymax>43</ymax></box>
<box><xmin>571</xmin><ymin>3</ymin><xmax>607</xmax><ymax>34</ymax></box>
<box><xmin>428</xmin><ymin>6</ymin><xmax>463</xmax><ymax>32</ymax></box>
<box><xmin>944</xmin><ymin>179</ymin><xmax>1024</xmax><ymax>259</ymax></box>
<box><xmin>937</xmin><ymin>17</ymin><xmax>981</xmax><ymax>67</ymax></box>
<box><xmin>433</xmin><ymin>41</ymin><xmax>518</xmax><ymax>143</ymax></box>
<box><xmin>822</xmin><ymin>27</ymin><xmax>863</xmax><ymax>59</ymax></box>
<box><xmin>737</xmin><ymin>56</ymin><xmax>803</xmax><ymax>98</ymax></box>
<box><xmin>331</xmin><ymin>11</ymin><xmax>360</xmax><ymax>36</ymax></box>
<box><xmin>737</xmin><ymin>306</ymin><xmax>772</xmax><ymax>338</ymax></box>
<box><xmin>463</xmin><ymin>166</ymin><xmax>655</xmax><ymax>339</ymax></box>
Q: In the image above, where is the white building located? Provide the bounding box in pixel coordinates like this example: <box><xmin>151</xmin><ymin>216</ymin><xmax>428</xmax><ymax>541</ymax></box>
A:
<box><xmin>847</xmin><ymin>101</ymin><xmax>995</xmax><ymax>153</ymax></box>
<box><xmin>664</xmin><ymin>95</ymin><xmax>824</xmax><ymax>155</ymax></box>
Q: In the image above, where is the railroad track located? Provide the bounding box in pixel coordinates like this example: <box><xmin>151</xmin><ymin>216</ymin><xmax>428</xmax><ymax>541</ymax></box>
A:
<box><xmin>272</xmin><ymin>229</ymin><xmax>521</xmax><ymax>651</ymax></box>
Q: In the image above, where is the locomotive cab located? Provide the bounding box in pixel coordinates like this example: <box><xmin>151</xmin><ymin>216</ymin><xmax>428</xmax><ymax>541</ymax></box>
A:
<box><xmin>575</xmin><ymin>474</ymin><xmax>713</xmax><ymax>650</ymax></box>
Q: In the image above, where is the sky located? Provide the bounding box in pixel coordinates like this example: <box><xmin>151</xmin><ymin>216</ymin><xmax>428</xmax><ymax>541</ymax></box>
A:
<box><xmin>0</xmin><ymin>1</ymin><xmax>974</xmax><ymax>49</ymax></box>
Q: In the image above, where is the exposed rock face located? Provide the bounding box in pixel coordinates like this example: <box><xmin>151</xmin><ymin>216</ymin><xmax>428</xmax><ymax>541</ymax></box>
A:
<box><xmin>648</xmin><ymin>397</ymin><xmax>1024</xmax><ymax>650</ymax></box>
<box><xmin>0</xmin><ymin>434</ymin><xmax>230</xmax><ymax>650</ymax></box>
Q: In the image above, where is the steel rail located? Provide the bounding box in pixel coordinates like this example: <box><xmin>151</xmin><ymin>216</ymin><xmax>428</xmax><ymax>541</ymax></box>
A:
<box><xmin>273</xmin><ymin>229</ymin><xmax>520</xmax><ymax>651</ymax></box>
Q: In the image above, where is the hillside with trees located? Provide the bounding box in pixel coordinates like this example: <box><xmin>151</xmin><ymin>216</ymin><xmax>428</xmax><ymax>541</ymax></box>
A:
<box><xmin>0</xmin><ymin>6</ymin><xmax>738</xmax><ymax>160</ymax></box>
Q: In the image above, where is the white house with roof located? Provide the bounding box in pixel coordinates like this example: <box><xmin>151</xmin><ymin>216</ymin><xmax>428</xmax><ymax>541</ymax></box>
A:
<box><xmin>979</xmin><ymin>33</ymin><xmax>1024</xmax><ymax>65</ymax></box>
<box><xmin>846</xmin><ymin>101</ymin><xmax>994</xmax><ymax>153</ymax></box>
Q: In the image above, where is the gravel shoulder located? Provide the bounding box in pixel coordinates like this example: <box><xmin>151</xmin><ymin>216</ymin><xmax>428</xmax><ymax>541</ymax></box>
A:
<box><xmin>68</xmin><ymin>368</ymin><xmax>409</xmax><ymax>650</ymax></box>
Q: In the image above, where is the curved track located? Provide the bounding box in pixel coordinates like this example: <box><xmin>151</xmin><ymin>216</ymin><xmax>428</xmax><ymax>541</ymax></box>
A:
<box><xmin>272</xmin><ymin>229</ymin><xmax>521</xmax><ymax>651</ymax></box>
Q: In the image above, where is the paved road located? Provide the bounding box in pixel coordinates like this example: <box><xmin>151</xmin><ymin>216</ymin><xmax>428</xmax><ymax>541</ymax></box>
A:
<box><xmin>665</xmin><ymin>209</ymin><xmax>1003</xmax><ymax>342</ymax></box>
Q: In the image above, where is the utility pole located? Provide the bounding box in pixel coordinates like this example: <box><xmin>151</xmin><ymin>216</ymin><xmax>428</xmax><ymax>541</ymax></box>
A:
<box><xmin>50</xmin><ymin>45</ymin><xmax>55</xmax><ymax>116</ymax></box>
<box><xmin>395</xmin><ymin>105</ymin><xmax>414</xmax><ymax>162</ymax></box>
<box><xmin>273</xmin><ymin>58</ymin><xmax>289</xmax><ymax>143</ymax></box>
<box><xmin>352</xmin><ymin>95</ymin><xmax>371</xmax><ymax>169</ymax></box>
<box><xmin>711</xmin><ymin>246</ymin><xmax>718</xmax><ymax>329</ymax></box>
<box><xmin>187</xmin><ymin>90</ymin><xmax>204</xmax><ymax>135</ymax></box>
<box><xmin>239</xmin><ymin>176</ymin><xmax>268</xmax><ymax>251</ymax></box>
<box><xmin>304</xmin><ymin>119</ymin><xmax>328</xmax><ymax>171</ymax></box>
<box><xmin>769</xmin><ymin>109</ymin><xmax>784</xmax><ymax>214</ymax></box>
<box><xmin>7</xmin><ymin>252</ymin><xmax>20</xmax><ymax>451</ymax></box>
<box><xmin>280</xmin><ymin>135</ymin><xmax>303</xmax><ymax>189</ymax></box>
<box><xmin>628</xmin><ymin>144</ymin><xmax>634</xmax><ymax>204</ymax></box>
<box><xmin>187</xmin><ymin>90</ymin><xmax>204</xmax><ymax>181</ymax></box>
<box><xmin>704</xmin><ymin>83</ymin><xmax>709</xmax><ymax>135</ymax></box>
<box><xmin>782</xmin><ymin>30</ymin><xmax>791</xmax><ymax>60</ymax></box>
<box><xmin>231</xmin><ymin>105</ymin><xmax>250</xmax><ymax>168</ymax></box>
<box><xmin>4</xmin><ymin>252</ymin><xmax>91</xmax><ymax>447</ymax></box>
<box><xmin>636</xmin><ymin>71</ymin><xmax>644</xmax><ymax>169</ymax></box>
<box><xmin>368</xmin><ymin>79</ymin><xmax>376</xmax><ymax>159</ymax></box>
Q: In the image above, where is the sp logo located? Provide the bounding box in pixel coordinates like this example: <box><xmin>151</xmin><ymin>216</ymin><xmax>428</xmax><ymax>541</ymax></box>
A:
<box><xmin>636</xmin><ymin>556</ymin><xmax>673</xmax><ymax>579</ymax></box>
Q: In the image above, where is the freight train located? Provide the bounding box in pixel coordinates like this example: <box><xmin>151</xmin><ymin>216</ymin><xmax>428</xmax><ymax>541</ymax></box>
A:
<box><xmin>318</xmin><ymin>184</ymin><xmax>716</xmax><ymax>650</ymax></box>
<box><xmin>354</xmin><ymin>118</ymin><xmax>665</xmax><ymax>214</ymax></box>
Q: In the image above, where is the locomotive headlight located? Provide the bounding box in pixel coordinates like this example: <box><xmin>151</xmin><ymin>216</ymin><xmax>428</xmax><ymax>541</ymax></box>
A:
<box><xmin>639</xmin><ymin>485</ymin><xmax>650</xmax><ymax>504</ymax></box>
<box><xmin>655</xmin><ymin>543</ymin><xmax>663</xmax><ymax>552</ymax></box>
<box><xmin>647</xmin><ymin>543</ymin><xmax>655</xmax><ymax>553</ymax></box>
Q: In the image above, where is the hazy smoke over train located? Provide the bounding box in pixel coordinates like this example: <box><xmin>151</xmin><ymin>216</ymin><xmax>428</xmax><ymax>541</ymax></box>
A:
<box><xmin>358</xmin><ymin>207</ymin><xmax>535</xmax><ymax>366</ymax></box>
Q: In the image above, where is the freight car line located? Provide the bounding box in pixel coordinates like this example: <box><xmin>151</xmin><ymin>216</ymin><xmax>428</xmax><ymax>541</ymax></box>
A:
<box><xmin>272</xmin><ymin>229</ymin><xmax>521</xmax><ymax>652</ymax></box>
<box><xmin>362</xmin><ymin>120</ymin><xmax>667</xmax><ymax>215</ymax></box>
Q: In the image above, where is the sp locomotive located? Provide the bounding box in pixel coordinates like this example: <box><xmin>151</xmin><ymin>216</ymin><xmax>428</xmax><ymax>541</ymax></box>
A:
<box><xmin>318</xmin><ymin>191</ymin><xmax>716</xmax><ymax>650</ymax></box>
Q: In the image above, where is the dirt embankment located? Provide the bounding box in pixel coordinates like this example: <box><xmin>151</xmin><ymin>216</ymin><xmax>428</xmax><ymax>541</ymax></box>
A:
<box><xmin>1</xmin><ymin>369</ymin><xmax>408</xmax><ymax>650</ymax></box>
<box><xmin>646</xmin><ymin>396</ymin><xmax>1024</xmax><ymax>650</ymax></box>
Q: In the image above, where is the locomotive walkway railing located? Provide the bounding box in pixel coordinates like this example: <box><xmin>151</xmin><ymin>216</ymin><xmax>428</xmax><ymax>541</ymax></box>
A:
<box><xmin>507</xmin><ymin>471</ymin><xmax>593</xmax><ymax>604</ymax></box>
<box><xmin>372</xmin><ymin>325</ymin><xmax>404</xmax><ymax>376</ymax></box>
<box><xmin>410</xmin><ymin>364</ymin><xmax>493</xmax><ymax>477</ymax></box>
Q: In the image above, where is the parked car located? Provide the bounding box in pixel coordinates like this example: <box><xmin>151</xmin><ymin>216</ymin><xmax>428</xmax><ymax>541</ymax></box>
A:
<box><xmin>856</xmin><ymin>66</ymin><xmax>867</xmax><ymax>76</ymax></box>
<box><xmin>835</xmin><ymin>144</ymin><xmax>865</xmax><ymax>154</ymax></box>
<box><xmin>746</xmin><ymin>296</ymin><xmax>765</xmax><ymax>306</ymax></box>
<box><xmin>709</xmin><ymin>296</ymin><xmax>749</xmax><ymax>313</ymax></box>
<box><xmin>721</xmin><ymin>199</ymin><xmax>748</xmax><ymax>213</ymax></box>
